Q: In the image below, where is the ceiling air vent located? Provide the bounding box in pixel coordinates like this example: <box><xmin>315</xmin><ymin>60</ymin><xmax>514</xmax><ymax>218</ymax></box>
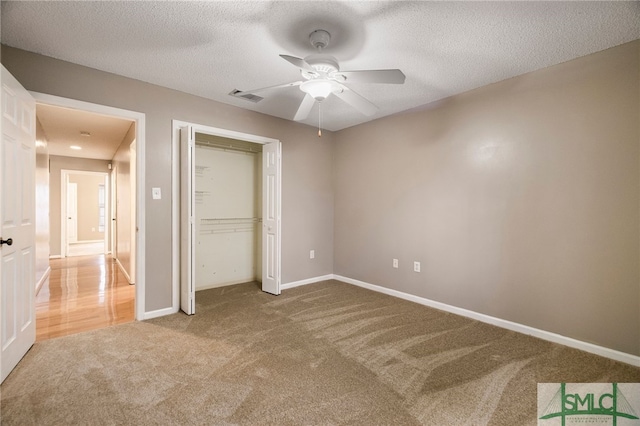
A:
<box><xmin>229</xmin><ymin>89</ymin><xmax>263</xmax><ymax>103</ymax></box>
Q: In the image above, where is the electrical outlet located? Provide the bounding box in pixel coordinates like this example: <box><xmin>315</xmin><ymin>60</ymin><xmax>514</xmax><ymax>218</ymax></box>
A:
<box><xmin>413</xmin><ymin>261</ymin><xmax>421</xmax><ymax>272</ymax></box>
<box><xmin>393</xmin><ymin>258</ymin><xmax>398</xmax><ymax>268</ymax></box>
<box><xmin>310</xmin><ymin>250</ymin><xmax>315</xmax><ymax>259</ymax></box>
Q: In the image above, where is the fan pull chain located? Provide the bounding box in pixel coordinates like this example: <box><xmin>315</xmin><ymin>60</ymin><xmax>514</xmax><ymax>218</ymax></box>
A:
<box><xmin>318</xmin><ymin>102</ymin><xmax>322</xmax><ymax>137</ymax></box>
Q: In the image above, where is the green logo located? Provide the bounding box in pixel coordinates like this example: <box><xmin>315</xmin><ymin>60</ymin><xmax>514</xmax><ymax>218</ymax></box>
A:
<box><xmin>539</xmin><ymin>383</ymin><xmax>639</xmax><ymax>426</ymax></box>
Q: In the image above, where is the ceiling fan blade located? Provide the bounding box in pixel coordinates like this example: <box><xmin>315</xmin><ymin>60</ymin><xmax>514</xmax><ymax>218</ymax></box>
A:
<box><xmin>280</xmin><ymin>54</ymin><xmax>314</xmax><ymax>72</ymax></box>
<box><xmin>294</xmin><ymin>94</ymin><xmax>316</xmax><ymax>121</ymax></box>
<box><xmin>334</xmin><ymin>86</ymin><xmax>378</xmax><ymax>116</ymax></box>
<box><xmin>338</xmin><ymin>69</ymin><xmax>406</xmax><ymax>84</ymax></box>
<box><xmin>231</xmin><ymin>81</ymin><xmax>302</xmax><ymax>97</ymax></box>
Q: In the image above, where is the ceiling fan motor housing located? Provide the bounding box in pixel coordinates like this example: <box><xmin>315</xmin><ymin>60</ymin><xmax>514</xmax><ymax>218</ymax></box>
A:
<box><xmin>302</xmin><ymin>31</ymin><xmax>344</xmax><ymax>80</ymax></box>
<box><xmin>304</xmin><ymin>54</ymin><xmax>340</xmax><ymax>76</ymax></box>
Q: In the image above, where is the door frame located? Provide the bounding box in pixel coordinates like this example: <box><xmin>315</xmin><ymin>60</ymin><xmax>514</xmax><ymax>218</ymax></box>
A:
<box><xmin>171</xmin><ymin>120</ymin><xmax>282</xmax><ymax>313</ymax></box>
<box><xmin>129</xmin><ymin>140</ymin><xmax>136</xmax><ymax>284</ymax></box>
<box><xmin>60</xmin><ymin>170</ymin><xmax>109</xmax><ymax>257</ymax></box>
<box><xmin>32</xmin><ymin>92</ymin><xmax>146</xmax><ymax>321</ymax></box>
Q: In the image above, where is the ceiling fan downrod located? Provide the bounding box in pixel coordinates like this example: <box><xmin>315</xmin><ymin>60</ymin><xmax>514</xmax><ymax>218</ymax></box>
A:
<box><xmin>309</xmin><ymin>29</ymin><xmax>331</xmax><ymax>52</ymax></box>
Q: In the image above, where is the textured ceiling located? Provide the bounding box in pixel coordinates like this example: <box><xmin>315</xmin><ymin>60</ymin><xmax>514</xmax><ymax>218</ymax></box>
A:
<box><xmin>3</xmin><ymin>1</ymin><xmax>640</xmax><ymax>132</ymax></box>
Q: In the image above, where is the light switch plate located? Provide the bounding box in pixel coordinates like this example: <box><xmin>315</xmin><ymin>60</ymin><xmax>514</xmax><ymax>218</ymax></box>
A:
<box><xmin>152</xmin><ymin>187</ymin><xmax>161</xmax><ymax>200</ymax></box>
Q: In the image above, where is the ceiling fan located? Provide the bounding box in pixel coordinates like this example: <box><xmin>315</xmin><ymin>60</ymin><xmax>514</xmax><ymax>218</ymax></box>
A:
<box><xmin>231</xmin><ymin>29</ymin><xmax>406</xmax><ymax>123</ymax></box>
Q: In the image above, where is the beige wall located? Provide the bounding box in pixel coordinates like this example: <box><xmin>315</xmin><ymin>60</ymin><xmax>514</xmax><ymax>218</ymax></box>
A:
<box><xmin>112</xmin><ymin>122</ymin><xmax>135</xmax><ymax>282</ymax></box>
<box><xmin>68</xmin><ymin>173</ymin><xmax>105</xmax><ymax>242</ymax></box>
<box><xmin>333</xmin><ymin>41</ymin><xmax>640</xmax><ymax>356</ymax></box>
<box><xmin>1</xmin><ymin>45</ymin><xmax>335</xmax><ymax>312</ymax></box>
<box><xmin>48</xmin><ymin>156</ymin><xmax>111</xmax><ymax>256</ymax></box>
<box><xmin>35</xmin><ymin>118</ymin><xmax>49</xmax><ymax>286</ymax></box>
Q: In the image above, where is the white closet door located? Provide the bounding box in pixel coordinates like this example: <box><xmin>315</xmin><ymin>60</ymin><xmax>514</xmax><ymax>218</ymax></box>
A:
<box><xmin>261</xmin><ymin>141</ymin><xmax>281</xmax><ymax>295</ymax></box>
<box><xmin>180</xmin><ymin>126</ymin><xmax>195</xmax><ymax>314</ymax></box>
<box><xmin>1</xmin><ymin>66</ymin><xmax>36</xmax><ymax>383</ymax></box>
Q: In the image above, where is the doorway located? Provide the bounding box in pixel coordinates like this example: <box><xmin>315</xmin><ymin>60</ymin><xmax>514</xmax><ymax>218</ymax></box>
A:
<box><xmin>32</xmin><ymin>92</ymin><xmax>146</xmax><ymax>321</ymax></box>
<box><xmin>61</xmin><ymin>170</ymin><xmax>109</xmax><ymax>258</ymax></box>
<box><xmin>173</xmin><ymin>121</ymin><xmax>281</xmax><ymax>314</ymax></box>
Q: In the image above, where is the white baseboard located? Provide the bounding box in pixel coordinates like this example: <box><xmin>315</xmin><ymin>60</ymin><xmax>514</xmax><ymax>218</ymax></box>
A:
<box><xmin>49</xmin><ymin>255</ymin><xmax>62</xmax><ymax>259</ymax></box>
<box><xmin>143</xmin><ymin>306</ymin><xmax>177</xmax><ymax>320</ymax></box>
<box><xmin>115</xmin><ymin>258</ymin><xmax>134</xmax><ymax>284</ymax></box>
<box><xmin>330</xmin><ymin>275</ymin><xmax>639</xmax><ymax>367</ymax></box>
<box><xmin>281</xmin><ymin>274</ymin><xmax>335</xmax><ymax>290</ymax></box>
<box><xmin>35</xmin><ymin>266</ymin><xmax>51</xmax><ymax>295</ymax></box>
<box><xmin>70</xmin><ymin>239</ymin><xmax>104</xmax><ymax>244</ymax></box>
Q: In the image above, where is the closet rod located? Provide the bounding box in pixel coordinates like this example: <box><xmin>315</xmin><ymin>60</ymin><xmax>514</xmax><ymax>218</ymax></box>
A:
<box><xmin>200</xmin><ymin>217</ymin><xmax>262</xmax><ymax>225</ymax></box>
<box><xmin>199</xmin><ymin>227</ymin><xmax>255</xmax><ymax>235</ymax></box>
<box><xmin>201</xmin><ymin>217</ymin><xmax>262</xmax><ymax>222</ymax></box>
<box><xmin>195</xmin><ymin>140</ymin><xmax>262</xmax><ymax>154</ymax></box>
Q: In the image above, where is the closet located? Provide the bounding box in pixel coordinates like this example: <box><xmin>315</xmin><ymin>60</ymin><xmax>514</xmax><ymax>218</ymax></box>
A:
<box><xmin>179</xmin><ymin>124</ymin><xmax>281</xmax><ymax>315</ymax></box>
<box><xmin>194</xmin><ymin>133</ymin><xmax>262</xmax><ymax>290</ymax></box>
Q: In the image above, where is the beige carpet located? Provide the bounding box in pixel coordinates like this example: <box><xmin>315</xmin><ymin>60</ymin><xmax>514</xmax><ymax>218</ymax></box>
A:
<box><xmin>1</xmin><ymin>280</ymin><xmax>638</xmax><ymax>425</ymax></box>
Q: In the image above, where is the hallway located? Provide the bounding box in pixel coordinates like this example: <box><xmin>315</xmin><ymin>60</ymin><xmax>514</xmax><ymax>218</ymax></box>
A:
<box><xmin>36</xmin><ymin>255</ymin><xmax>135</xmax><ymax>341</ymax></box>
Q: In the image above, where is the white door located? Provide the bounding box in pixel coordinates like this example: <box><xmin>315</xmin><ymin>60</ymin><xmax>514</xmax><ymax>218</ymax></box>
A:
<box><xmin>180</xmin><ymin>126</ymin><xmax>195</xmax><ymax>314</ymax></box>
<box><xmin>66</xmin><ymin>182</ymin><xmax>78</xmax><ymax>244</ymax></box>
<box><xmin>1</xmin><ymin>66</ymin><xmax>36</xmax><ymax>383</ymax></box>
<box><xmin>261</xmin><ymin>141</ymin><xmax>281</xmax><ymax>295</ymax></box>
<box><xmin>110</xmin><ymin>165</ymin><xmax>117</xmax><ymax>257</ymax></box>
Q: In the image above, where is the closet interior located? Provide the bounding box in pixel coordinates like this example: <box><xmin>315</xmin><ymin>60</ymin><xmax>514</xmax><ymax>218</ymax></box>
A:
<box><xmin>193</xmin><ymin>132</ymin><xmax>263</xmax><ymax>291</ymax></box>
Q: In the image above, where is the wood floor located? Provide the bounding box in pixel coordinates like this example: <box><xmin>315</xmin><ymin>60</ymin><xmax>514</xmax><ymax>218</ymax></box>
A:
<box><xmin>36</xmin><ymin>255</ymin><xmax>135</xmax><ymax>341</ymax></box>
<box><xmin>66</xmin><ymin>240</ymin><xmax>106</xmax><ymax>257</ymax></box>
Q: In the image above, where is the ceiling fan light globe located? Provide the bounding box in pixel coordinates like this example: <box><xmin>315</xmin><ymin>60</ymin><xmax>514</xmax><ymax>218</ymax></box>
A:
<box><xmin>300</xmin><ymin>80</ymin><xmax>336</xmax><ymax>101</ymax></box>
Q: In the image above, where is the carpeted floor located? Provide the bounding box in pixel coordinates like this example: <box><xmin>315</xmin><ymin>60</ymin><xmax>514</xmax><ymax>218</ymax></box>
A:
<box><xmin>1</xmin><ymin>280</ymin><xmax>638</xmax><ymax>425</ymax></box>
